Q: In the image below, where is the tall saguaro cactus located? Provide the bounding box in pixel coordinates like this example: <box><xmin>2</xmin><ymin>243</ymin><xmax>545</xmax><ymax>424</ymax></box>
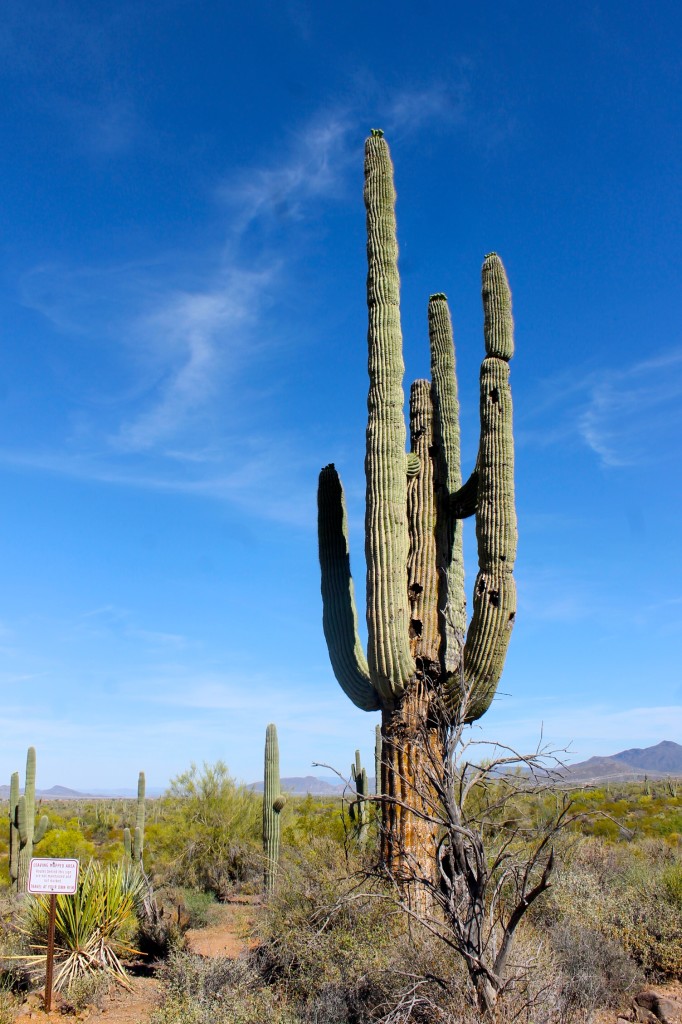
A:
<box><xmin>317</xmin><ymin>132</ymin><xmax>517</xmax><ymax>879</ymax></box>
<box><xmin>263</xmin><ymin>724</ymin><xmax>286</xmax><ymax>895</ymax></box>
<box><xmin>123</xmin><ymin>771</ymin><xmax>146</xmax><ymax>865</ymax></box>
<box><xmin>9</xmin><ymin>747</ymin><xmax>49</xmax><ymax>892</ymax></box>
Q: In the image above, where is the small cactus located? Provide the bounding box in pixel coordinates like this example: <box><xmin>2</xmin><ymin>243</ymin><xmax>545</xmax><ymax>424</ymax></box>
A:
<box><xmin>9</xmin><ymin>747</ymin><xmax>48</xmax><ymax>892</ymax></box>
<box><xmin>350</xmin><ymin>750</ymin><xmax>370</xmax><ymax>845</ymax></box>
<box><xmin>263</xmin><ymin>724</ymin><xmax>286</xmax><ymax>895</ymax></box>
<box><xmin>123</xmin><ymin>771</ymin><xmax>146</xmax><ymax>865</ymax></box>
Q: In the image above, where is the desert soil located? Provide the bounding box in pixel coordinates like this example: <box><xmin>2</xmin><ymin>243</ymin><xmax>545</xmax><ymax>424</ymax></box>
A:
<box><xmin>10</xmin><ymin>896</ymin><xmax>259</xmax><ymax>1024</ymax></box>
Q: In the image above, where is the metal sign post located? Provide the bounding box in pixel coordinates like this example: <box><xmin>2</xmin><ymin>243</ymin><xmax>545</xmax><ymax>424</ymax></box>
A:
<box><xmin>28</xmin><ymin>859</ymin><xmax>79</xmax><ymax>1014</ymax></box>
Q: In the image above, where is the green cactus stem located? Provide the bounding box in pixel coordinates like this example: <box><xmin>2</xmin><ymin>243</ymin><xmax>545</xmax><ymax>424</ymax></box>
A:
<box><xmin>350</xmin><ymin>750</ymin><xmax>370</xmax><ymax>845</ymax></box>
<box><xmin>263</xmin><ymin>724</ymin><xmax>286</xmax><ymax>895</ymax></box>
<box><xmin>122</xmin><ymin>771</ymin><xmax>146</xmax><ymax>865</ymax></box>
<box><xmin>9</xmin><ymin>747</ymin><xmax>49</xmax><ymax>892</ymax></box>
<box><xmin>317</xmin><ymin>134</ymin><xmax>517</xmax><ymax>882</ymax></box>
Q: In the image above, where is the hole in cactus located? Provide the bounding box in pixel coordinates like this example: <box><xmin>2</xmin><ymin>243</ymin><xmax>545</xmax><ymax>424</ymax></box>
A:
<box><xmin>489</xmin><ymin>387</ymin><xmax>500</xmax><ymax>404</ymax></box>
<box><xmin>500</xmin><ymin>554</ymin><xmax>506</xmax><ymax>561</ymax></box>
<box><xmin>508</xmin><ymin>612</ymin><xmax>516</xmax><ymax>625</ymax></box>
<box><xmin>489</xmin><ymin>590</ymin><xmax>500</xmax><ymax>607</ymax></box>
<box><xmin>409</xmin><ymin>618</ymin><xmax>423</xmax><ymax>638</ymax></box>
<box><xmin>409</xmin><ymin>582</ymin><xmax>423</xmax><ymax>597</ymax></box>
<box><xmin>428</xmin><ymin>444</ymin><xmax>438</xmax><ymax>458</ymax></box>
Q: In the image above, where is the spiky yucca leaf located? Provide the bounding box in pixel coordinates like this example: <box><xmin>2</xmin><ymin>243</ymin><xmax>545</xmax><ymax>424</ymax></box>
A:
<box><xmin>20</xmin><ymin>861</ymin><xmax>146</xmax><ymax>991</ymax></box>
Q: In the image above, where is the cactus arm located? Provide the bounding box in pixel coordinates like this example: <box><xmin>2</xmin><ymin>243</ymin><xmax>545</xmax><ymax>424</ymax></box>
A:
<box><xmin>17</xmin><ymin>796</ymin><xmax>28</xmax><ymax>844</ymax></box>
<box><xmin>123</xmin><ymin>827</ymin><xmax>132</xmax><ymax>859</ymax></box>
<box><xmin>34</xmin><ymin>815</ymin><xmax>48</xmax><ymax>845</ymax></box>
<box><xmin>318</xmin><ymin>465</ymin><xmax>380</xmax><ymax>712</ymax></box>
<box><xmin>429</xmin><ymin>293</ymin><xmax>467</xmax><ymax>676</ymax></box>
<box><xmin>450</xmin><ymin>470</ymin><xmax>479</xmax><ymax>519</ymax></box>
<box><xmin>364</xmin><ymin>134</ymin><xmax>415</xmax><ymax>701</ymax></box>
<box><xmin>406</xmin><ymin>379</ymin><xmax>440</xmax><ymax>674</ymax></box>
<box><xmin>446</xmin><ymin>254</ymin><xmax>517</xmax><ymax>721</ymax></box>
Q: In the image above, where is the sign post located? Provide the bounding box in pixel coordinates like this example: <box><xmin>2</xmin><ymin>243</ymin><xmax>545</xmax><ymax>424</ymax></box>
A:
<box><xmin>28</xmin><ymin>859</ymin><xmax>79</xmax><ymax>1013</ymax></box>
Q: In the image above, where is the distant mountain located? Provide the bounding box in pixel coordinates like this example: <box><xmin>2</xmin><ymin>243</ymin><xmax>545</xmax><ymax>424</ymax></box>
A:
<box><xmin>560</xmin><ymin>741</ymin><xmax>682</xmax><ymax>783</ymax></box>
<box><xmin>611</xmin><ymin>741</ymin><xmax>682</xmax><ymax>773</ymax></box>
<box><xmin>41</xmin><ymin>785</ymin><xmax>83</xmax><ymax>798</ymax></box>
<box><xmin>250</xmin><ymin>775</ymin><xmax>346</xmax><ymax>796</ymax></box>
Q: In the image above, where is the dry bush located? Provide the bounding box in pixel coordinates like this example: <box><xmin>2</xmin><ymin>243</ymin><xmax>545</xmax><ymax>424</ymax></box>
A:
<box><xmin>543</xmin><ymin>836</ymin><xmax>682</xmax><ymax>979</ymax></box>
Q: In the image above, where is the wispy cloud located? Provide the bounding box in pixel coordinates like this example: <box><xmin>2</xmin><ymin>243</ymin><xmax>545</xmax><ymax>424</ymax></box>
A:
<box><xmin>8</xmin><ymin>89</ymin><xmax>477</xmax><ymax>522</ymax></box>
<box><xmin>219</xmin><ymin>115</ymin><xmax>355</xmax><ymax>232</ymax></box>
<box><xmin>519</xmin><ymin>348</ymin><xmax>682</xmax><ymax>469</ymax></box>
<box><xmin>578</xmin><ymin>350</ymin><xmax>682</xmax><ymax>467</ymax></box>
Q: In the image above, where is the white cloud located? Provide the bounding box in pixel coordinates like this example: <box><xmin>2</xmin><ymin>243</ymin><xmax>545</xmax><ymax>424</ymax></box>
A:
<box><xmin>579</xmin><ymin>350</ymin><xmax>682</xmax><ymax>467</ymax></box>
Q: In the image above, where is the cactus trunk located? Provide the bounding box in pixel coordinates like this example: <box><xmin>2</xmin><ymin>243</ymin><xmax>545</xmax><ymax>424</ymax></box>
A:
<box><xmin>318</xmin><ymin>133</ymin><xmax>518</xmax><ymax>886</ymax></box>
<box><xmin>263</xmin><ymin>724</ymin><xmax>285</xmax><ymax>895</ymax></box>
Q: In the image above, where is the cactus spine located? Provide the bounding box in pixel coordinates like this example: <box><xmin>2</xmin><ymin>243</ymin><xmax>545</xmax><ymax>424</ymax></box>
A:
<box><xmin>263</xmin><ymin>724</ymin><xmax>286</xmax><ymax>895</ymax></box>
<box><xmin>124</xmin><ymin>772</ymin><xmax>146</xmax><ymax>865</ymax></box>
<box><xmin>9</xmin><ymin>747</ymin><xmax>48</xmax><ymax>892</ymax></box>
<box><xmin>349</xmin><ymin>750</ymin><xmax>370</xmax><ymax>845</ymax></box>
<box><xmin>317</xmin><ymin>134</ymin><xmax>517</xmax><ymax>879</ymax></box>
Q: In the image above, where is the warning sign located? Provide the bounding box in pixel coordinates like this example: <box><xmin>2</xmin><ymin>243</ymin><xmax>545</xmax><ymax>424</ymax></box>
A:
<box><xmin>28</xmin><ymin>858</ymin><xmax>79</xmax><ymax>894</ymax></box>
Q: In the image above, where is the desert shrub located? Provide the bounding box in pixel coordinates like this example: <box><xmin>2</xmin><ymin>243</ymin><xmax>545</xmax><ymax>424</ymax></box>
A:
<box><xmin>59</xmin><ymin>971</ymin><xmax>110</xmax><ymax>1012</ymax></box>
<box><xmin>150</xmin><ymin>949</ymin><xmax>295</xmax><ymax>1024</ymax></box>
<box><xmin>545</xmin><ymin>837</ymin><xmax>682</xmax><ymax>978</ymax></box>
<box><xmin>280</xmin><ymin>794</ymin><xmax>348</xmax><ymax>848</ymax></box>
<box><xmin>146</xmin><ymin>763</ymin><xmax>261</xmax><ymax>896</ymax></box>
<box><xmin>174</xmin><ymin>887</ymin><xmax>218</xmax><ymax>929</ymax></box>
<box><xmin>38</xmin><ymin>824</ymin><xmax>97</xmax><ymax>861</ymax></box>
<box><xmin>550</xmin><ymin>922</ymin><xmax>642</xmax><ymax>1014</ymax></box>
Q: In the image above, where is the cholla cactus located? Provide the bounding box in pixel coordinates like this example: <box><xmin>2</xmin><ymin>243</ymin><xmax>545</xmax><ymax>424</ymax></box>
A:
<box><xmin>9</xmin><ymin>747</ymin><xmax>49</xmax><ymax>892</ymax></box>
<box><xmin>317</xmin><ymin>133</ymin><xmax>517</xmax><ymax>877</ymax></box>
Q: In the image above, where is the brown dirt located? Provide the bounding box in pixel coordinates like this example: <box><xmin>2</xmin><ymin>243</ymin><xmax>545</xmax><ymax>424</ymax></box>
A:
<box><xmin>10</xmin><ymin>897</ymin><xmax>260</xmax><ymax>1024</ymax></box>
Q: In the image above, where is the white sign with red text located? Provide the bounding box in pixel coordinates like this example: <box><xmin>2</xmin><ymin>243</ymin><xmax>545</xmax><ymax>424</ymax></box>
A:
<box><xmin>28</xmin><ymin>858</ymin><xmax>79</xmax><ymax>894</ymax></box>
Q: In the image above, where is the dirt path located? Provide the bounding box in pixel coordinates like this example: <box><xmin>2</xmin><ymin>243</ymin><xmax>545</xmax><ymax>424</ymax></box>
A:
<box><xmin>11</xmin><ymin>897</ymin><xmax>260</xmax><ymax>1024</ymax></box>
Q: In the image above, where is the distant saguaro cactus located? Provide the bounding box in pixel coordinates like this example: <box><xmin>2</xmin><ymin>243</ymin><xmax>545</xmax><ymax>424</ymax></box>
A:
<box><xmin>123</xmin><ymin>771</ymin><xmax>146</xmax><ymax>865</ymax></box>
<box><xmin>349</xmin><ymin>749</ymin><xmax>370</xmax><ymax>845</ymax></box>
<box><xmin>317</xmin><ymin>133</ymin><xmax>517</xmax><ymax>879</ymax></box>
<box><xmin>263</xmin><ymin>724</ymin><xmax>286</xmax><ymax>895</ymax></box>
<box><xmin>9</xmin><ymin>747</ymin><xmax>49</xmax><ymax>892</ymax></box>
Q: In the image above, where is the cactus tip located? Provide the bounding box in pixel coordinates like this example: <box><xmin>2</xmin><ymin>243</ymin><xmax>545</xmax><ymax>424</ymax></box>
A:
<box><xmin>369</xmin><ymin>128</ymin><xmax>384</xmax><ymax>138</ymax></box>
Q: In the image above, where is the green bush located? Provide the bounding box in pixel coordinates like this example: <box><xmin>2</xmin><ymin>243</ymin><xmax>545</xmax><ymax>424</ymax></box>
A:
<box><xmin>146</xmin><ymin>763</ymin><xmax>262</xmax><ymax>896</ymax></box>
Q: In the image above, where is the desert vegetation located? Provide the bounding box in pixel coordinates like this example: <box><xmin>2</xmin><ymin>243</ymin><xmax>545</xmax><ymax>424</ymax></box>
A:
<box><xmin>0</xmin><ymin>767</ymin><xmax>680</xmax><ymax>1021</ymax></box>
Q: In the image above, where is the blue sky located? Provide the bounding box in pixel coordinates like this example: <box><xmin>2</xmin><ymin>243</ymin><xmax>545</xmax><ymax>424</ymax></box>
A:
<box><xmin>1</xmin><ymin>1</ymin><xmax>681</xmax><ymax>790</ymax></box>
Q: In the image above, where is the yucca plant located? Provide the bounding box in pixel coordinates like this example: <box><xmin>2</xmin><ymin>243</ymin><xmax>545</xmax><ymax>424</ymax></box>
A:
<box><xmin>20</xmin><ymin>861</ymin><xmax>146</xmax><ymax>992</ymax></box>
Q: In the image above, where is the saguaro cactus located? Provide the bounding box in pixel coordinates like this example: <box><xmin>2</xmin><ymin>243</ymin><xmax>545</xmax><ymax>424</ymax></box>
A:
<box><xmin>263</xmin><ymin>724</ymin><xmax>286</xmax><ymax>895</ymax></box>
<box><xmin>123</xmin><ymin>771</ymin><xmax>146</xmax><ymax>865</ymax></box>
<box><xmin>317</xmin><ymin>133</ymin><xmax>517</xmax><ymax>879</ymax></box>
<box><xmin>349</xmin><ymin>750</ymin><xmax>370</xmax><ymax>845</ymax></box>
<box><xmin>9</xmin><ymin>747</ymin><xmax>49</xmax><ymax>892</ymax></box>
